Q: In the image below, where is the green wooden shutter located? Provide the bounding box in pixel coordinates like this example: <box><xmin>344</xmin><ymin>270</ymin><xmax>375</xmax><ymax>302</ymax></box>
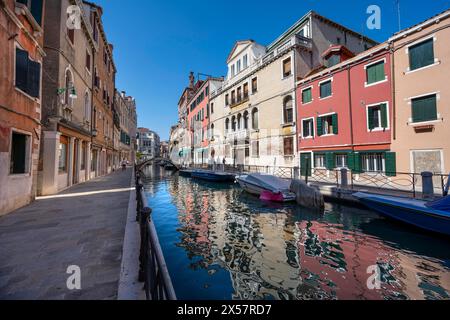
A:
<box><xmin>303</xmin><ymin>88</ymin><xmax>312</xmax><ymax>103</ymax></box>
<box><xmin>368</xmin><ymin>108</ymin><xmax>375</xmax><ymax>130</ymax></box>
<box><xmin>353</xmin><ymin>153</ymin><xmax>361</xmax><ymax>173</ymax></box>
<box><xmin>300</xmin><ymin>154</ymin><xmax>311</xmax><ymax>177</ymax></box>
<box><xmin>409</xmin><ymin>39</ymin><xmax>434</xmax><ymax>71</ymax></box>
<box><xmin>412</xmin><ymin>95</ymin><xmax>437</xmax><ymax>123</ymax></box>
<box><xmin>380</xmin><ymin>103</ymin><xmax>388</xmax><ymax>128</ymax></box>
<box><xmin>367</xmin><ymin>61</ymin><xmax>385</xmax><ymax>84</ymax></box>
<box><xmin>332</xmin><ymin>114</ymin><xmax>338</xmax><ymax>135</ymax></box>
<box><xmin>384</xmin><ymin>152</ymin><xmax>397</xmax><ymax>177</ymax></box>
<box><xmin>317</xmin><ymin>117</ymin><xmax>323</xmax><ymax>136</ymax></box>
<box><xmin>347</xmin><ymin>153</ymin><xmax>355</xmax><ymax>171</ymax></box>
<box><xmin>326</xmin><ymin>153</ymin><xmax>335</xmax><ymax>170</ymax></box>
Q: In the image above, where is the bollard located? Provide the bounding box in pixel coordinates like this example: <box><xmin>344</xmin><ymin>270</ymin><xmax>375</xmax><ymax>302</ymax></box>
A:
<box><xmin>138</xmin><ymin>206</ymin><xmax>152</xmax><ymax>283</ymax></box>
<box><xmin>340</xmin><ymin>168</ymin><xmax>348</xmax><ymax>189</ymax></box>
<box><xmin>293</xmin><ymin>167</ymin><xmax>300</xmax><ymax>180</ymax></box>
<box><xmin>421</xmin><ymin>171</ymin><xmax>434</xmax><ymax>200</ymax></box>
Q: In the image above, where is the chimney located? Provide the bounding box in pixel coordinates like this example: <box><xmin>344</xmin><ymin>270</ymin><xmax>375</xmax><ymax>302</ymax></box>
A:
<box><xmin>189</xmin><ymin>71</ymin><xmax>195</xmax><ymax>88</ymax></box>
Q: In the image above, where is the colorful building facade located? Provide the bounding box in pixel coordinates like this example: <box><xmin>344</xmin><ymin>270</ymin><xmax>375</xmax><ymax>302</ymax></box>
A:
<box><xmin>0</xmin><ymin>0</ymin><xmax>45</xmax><ymax>215</ymax></box>
<box><xmin>389</xmin><ymin>10</ymin><xmax>450</xmax><ymax>176</ymax></box>
<box><xmin>297</xmin><ymin>44</ymin><xmax>395</xmax><ymax>175</ymax></box>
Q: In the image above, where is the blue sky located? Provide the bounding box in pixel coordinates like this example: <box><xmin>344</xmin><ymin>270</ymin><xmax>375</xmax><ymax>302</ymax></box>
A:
<box><xmin>95</xmin><ymin>0</ymin><xmax>450</xmax><ymax>140</ymax></box>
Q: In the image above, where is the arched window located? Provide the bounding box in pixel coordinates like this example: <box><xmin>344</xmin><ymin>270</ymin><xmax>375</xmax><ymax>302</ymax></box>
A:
<box><xmin>232</xmin><ymin>116</ymin><xmax>236</xmax><ymax>132</ymax></box>
<box><xmin>64</xmin><ymin>69</ymin><xmax>74</xmax><ymax>107</ymax></box>
<box><xmin>243</xmin><ymin>111</ymin><xmax>249</xmax><ymax>130</ymax></box>
<box><xmin>84</xmin><ymin>91</ymin><xmax>91</xmax><ymax>122</ymax></box>
<box><xmin>225</xmin><ymin>118</ymin><xmax>230</xmax><ymax>133</ymax></box>
<box><xmin>283</xmin><ymin>96</ymin><xmax>294</xmax><ymax>124</ymax></box>
<box><xmin>237</xmin><ymin>114</ymin><xmax>242</xmax><ymax>130</ymax></box>
<box><xmin>252</xmin><ymin>108</ymin><xmax>259</xmax><ymax>130</ymax></box>
<box><xmin>211</xmin><ymin>123</ymin><xmax>214</xmax><ymax>138</ymax></box>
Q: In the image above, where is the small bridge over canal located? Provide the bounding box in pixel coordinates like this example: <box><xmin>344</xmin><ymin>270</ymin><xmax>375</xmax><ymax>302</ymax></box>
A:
<box><xmin>137</xmin><ymin>157</ymin><xmax>180</xmax><ymax>171</ymax></box>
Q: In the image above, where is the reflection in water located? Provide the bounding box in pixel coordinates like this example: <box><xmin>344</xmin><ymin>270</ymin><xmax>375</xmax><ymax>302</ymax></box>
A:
<box><xmin>142</xmin><ymin>166</ymin><xmax>450</xmax><ymax>300</ymax></box>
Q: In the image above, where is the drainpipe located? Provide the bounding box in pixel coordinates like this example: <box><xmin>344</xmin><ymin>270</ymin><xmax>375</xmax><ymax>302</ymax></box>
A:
<box><xmin>347</xmin><ymin>66</ymin><xmax>355</xmax><ymax>152</ymax></box>
<box><xmin>390</xmin><ymin>42</ymin><xmax>396</xmax><ymax>141</ymax></box>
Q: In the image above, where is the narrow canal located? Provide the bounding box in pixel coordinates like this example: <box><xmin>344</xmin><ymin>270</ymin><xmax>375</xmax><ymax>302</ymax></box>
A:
<box><xmin>142</xmin><ymin>166</ymin><xmax>450</xmax><ymax>300</ymax></box>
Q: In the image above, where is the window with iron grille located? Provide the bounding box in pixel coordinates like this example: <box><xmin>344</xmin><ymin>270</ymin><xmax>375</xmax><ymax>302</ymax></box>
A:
<box><xmin>361</xmin><ymin>153</ymin><xmax>385</xmax><ymax>173</ymax></box>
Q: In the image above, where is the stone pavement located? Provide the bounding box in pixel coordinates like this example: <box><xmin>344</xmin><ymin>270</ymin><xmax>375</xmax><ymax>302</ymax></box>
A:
<box><xmin>0</xmin><ymin>168</ymin><xmax>133</xmax><ymax>300</ymax></box>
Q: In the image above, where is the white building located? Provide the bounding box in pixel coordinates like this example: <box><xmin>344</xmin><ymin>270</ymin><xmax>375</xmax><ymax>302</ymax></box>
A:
<box><xmin>137</xmin><ymin>128</ymin><xmax>160</xmax><ymax>160</ymax></box>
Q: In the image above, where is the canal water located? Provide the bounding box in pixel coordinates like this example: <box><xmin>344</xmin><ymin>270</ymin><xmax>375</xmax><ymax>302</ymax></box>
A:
<box><xmin>142</xmin><ymin>166</ymin><xmax>450</xmax><ymax>300</ymax></box>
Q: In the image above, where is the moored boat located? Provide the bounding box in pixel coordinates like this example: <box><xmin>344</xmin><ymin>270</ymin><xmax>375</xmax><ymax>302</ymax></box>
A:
<box><xmin>179</xmin><ymin>169</ymin><xmax>193</xmax><ymax>177</ymax></box>
<box><xmin>236</xmin><ymin>173</ymin><xmax>296</xmax><ymax>202</ymax></box>
<box><xmin>191</xmin><ymin>170</ymin><xmax>235</xmax><ymax>182</ymax></box>
<box><xmin>353</xmin><ymin>192</ymin><xmax>450</xmax><ymax>236</ymax></box>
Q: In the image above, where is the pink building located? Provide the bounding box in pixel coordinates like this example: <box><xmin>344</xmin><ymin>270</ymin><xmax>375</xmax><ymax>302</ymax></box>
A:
<box><xmin>296</xmin><ymin>44</ymin><xmax>395</xmax><ymax>176</ymax></box>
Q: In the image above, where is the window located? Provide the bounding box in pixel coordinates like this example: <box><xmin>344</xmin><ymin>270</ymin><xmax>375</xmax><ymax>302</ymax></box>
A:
<box><xmin>225</xmin><ymin>118</ymin><xmax>230</xmax><ymax>133</ymax></box>
<box><xmin>81</xmin><ymin>142</ymin><xmax>86</xmax><ymax>171</ymax></box>
<box><xmin>210</xmin><ymin>124</ymin><xmax>214</xmax><ymax>138</ymax></box>
<box><xmin>314</xmin><ymin>154</ymin><xmax>325</xmax><ymax>168</ymax></box>
<box><xmin>211</xmin><ymin>103</ymin><xmax>214</xmax><ymax>114</ymax></box>
<box><xmin>225</xmin><ymin>94</ymin><xmax>229</xmax><ymax>106</ymax></box>
<box><xmin>10</xmin><ymin>132</ymin><xmax>30</xmax><ymax>174</ymax></box>
<box><xmin>17</xmin><ymin>0</ymin><xmax>43</xmax><ymax>25</ymax></box>
<box><xmin>243</xmin><ymin>83</ymin><xmax>249</xmax><ymax>99</ymax></box>
<box><xmin>205</xmin><ymin>86</ymin><xmax>209</xmax><ymax>96</ymax></box>
<box><xmin>251</xmin><ymin>141</ymin><xmax>259</xmax><ymax>158</ymax></box>
<box><xmin>237</xmin><ymin>87</ymin><xmax>242</xmax><ymax>102</ymax></box>
<box><xmin>409</xmin><ymin>38</ymin><xmax>435</xmax><ymax>71</ymax></box>
<box><xmin>320</xmin><ymin>80</ymin><xmax>332</xmax><ymax>98</ymax></box>
<box><xmin>243</xmin><ymin>54</ymin><xmax>248</xmax><ymax>69</ymax></box>
<box><xmin>282</xmin><ymin>57</ymin><xmax>292</xmax><ymax>78</ymax></box>
<box><xmin>326</xmin><ymin>54</ymin><xmax>340</xmax><ymax>67</ymax></box>
<box><xmin>411</xmin><ymin>94</ymin><xmax>437</xmax><ymax>123</ymax></box>
<box><xmin>362</xmin><ymin>153</ymin><xmax>385</xmax><ymax>173</ymax></box>
<box><xmin>231</xmin><ymin>116</ymin><xmax>236</xmax><ymax>131</ymax></box>
<box><xmin>251</xmin><ymin>77</ymin><xmax>258</xmax><ymax>94</ymax></box>
<box><xmin>84</xmin><ymin>92</ymin><xmax>91</xmax><ymax>122</ymax></box>
<box><xmin>64</xmin><ymin>69</ymin><xmax>73</xmax><ymax>107</ymax></box>
<box><xmin>243</xmin><ymin>111</ymin><xmax>249</xmax><ymax>129</ymax></box>
<box><xmin>283</xmin><ymin>96</ymin><xmax>294</xmax><ymax>124</ymax></box>
<box><xmin>67</xmin><ymin>13</ymin><xmax>74</xmax><ymax>44</ymax></box>
<box><xmin>367</xmin><ymin>103</ymin><xmax>388</xmax><ymax>130</ymax></box>
<box><xmin>366</xmin><ymin>60</ymin><xmax>385</xmax><ymax>85</ymax></box>
<box><xmin>231</xmin><ymin>64</ymin><xmax>235</xmax><ymax>77</ymax></box>
<box><xmin>283</xmin><ymin>137</ymin><xmax>294</xmax><ymax>156</ymax></box>
<box><xmin>237</xmin><ymin>60</ymin><xmax>241</xmax><ymax>73</ymax></box>
<box><xmin>317</xmin><ymin>114</ymin><xmax>338</xmax><ymax>136</ymax></box>
<box><xmin>251</xmin><ymin>108</ymin><xmax>259</xmax><ymax>130</ymax></box>
<box><xmin>58</xmin><ymin>136</ymin><xmax>68</xmax><ymax>173</ymax></box>
<box><xmin>231</xmin><ymin>91</ymin><xmax>236</xmax><ymax>105</ymax></box>
<box><xmin>86</xmin><ymin>51</ymin><xmax>91</xmax><ymax>72</ymax></box>
<box><xmin>237</xmin><ymin>114</ymin><xmax>242</xmax><ymax>130</ymax></box>
<box><xmin>302</xmin><ymin>87</ymin><xmax>312</xmax><ymax>104</ymax></box>
<box><xmin>15</xmin><ymin>48</ymin><xmax>41</xmax><ymax>98</ymax></box>
<box><xmin>302</xmin><ymin>118</ymin><xmax>314</xmax><ymax>138</ymax></box>
<box><xmin>335</xmin><ymin>154</ymin><xmax>348</xmax><ymax>168</ymax></box>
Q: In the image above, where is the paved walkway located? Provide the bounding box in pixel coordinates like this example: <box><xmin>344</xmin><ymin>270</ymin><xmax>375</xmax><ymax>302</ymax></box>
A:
<box><xmin>0</xmin><ymin>169</ymin><xmax>133</xmax><ymax>300</ymax></box>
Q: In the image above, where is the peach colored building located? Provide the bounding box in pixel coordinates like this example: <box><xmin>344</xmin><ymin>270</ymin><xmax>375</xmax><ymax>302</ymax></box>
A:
<box><xmin>389</xmin><ymin>9</ymin><xmax>450</xmax><ymax>176</ymax></box>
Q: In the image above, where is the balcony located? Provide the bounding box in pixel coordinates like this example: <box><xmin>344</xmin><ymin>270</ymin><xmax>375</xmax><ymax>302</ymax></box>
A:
<box><xmin>229</xmin><ymin>95</ymin><xmax>249</xmax><ymax>109</ymax></box>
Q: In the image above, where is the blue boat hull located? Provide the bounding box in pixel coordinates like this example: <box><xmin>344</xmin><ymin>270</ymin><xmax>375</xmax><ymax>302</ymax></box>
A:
<box><xmin>354</xmin><ymin>193</ymin><xmax>450</xmax><ymax>236</ymax></box>
<box><xmin>191</xmin><ymin>171</ymin><xmax>235</xmax><ymax>182</ymax></box>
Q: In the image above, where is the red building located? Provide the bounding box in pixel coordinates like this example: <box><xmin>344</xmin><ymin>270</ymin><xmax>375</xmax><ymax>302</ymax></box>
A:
<box><xmin>296</xmin><ymin>44</ymin><xmax>396</xmax><ymax>176</ymax></box>
<box><xmin>186</xmin><ymin>77</ymin><xmax>223</xmax><ymax>165</ymax></box>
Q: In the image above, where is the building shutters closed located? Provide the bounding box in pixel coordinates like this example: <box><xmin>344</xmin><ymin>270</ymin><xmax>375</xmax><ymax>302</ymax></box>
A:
<box><xmin>320</xmin><ymin>80</ymin><xmax>332</xmax><ymax>98</ymax></box>
<box><xmin>412</xmin><ymin>94</ymin><xmax>437</xmax><ymax>123</ymax></box>
<box><xmin>384</xmin><ymin>152</ymin><xmax>397</xmax><ymax>176</ymax></box>
<box><xmin>366</xmin><ymin>61</ymin><xmax>385</xmax><ymax>84</ymax></box>
<box><xmin>302</xmin><ymin>88</ymin><xmax>312</xmax><ymax>104</ymax></box>
<box><xmin>409</xmin><ymin>38</ymin><xmax>434</xmax><ymax>71</ymax></box>
<box><xmin>15</xmin><ymin>48</ymin><xmax>41</xmax><ymax>98</ymax></box>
